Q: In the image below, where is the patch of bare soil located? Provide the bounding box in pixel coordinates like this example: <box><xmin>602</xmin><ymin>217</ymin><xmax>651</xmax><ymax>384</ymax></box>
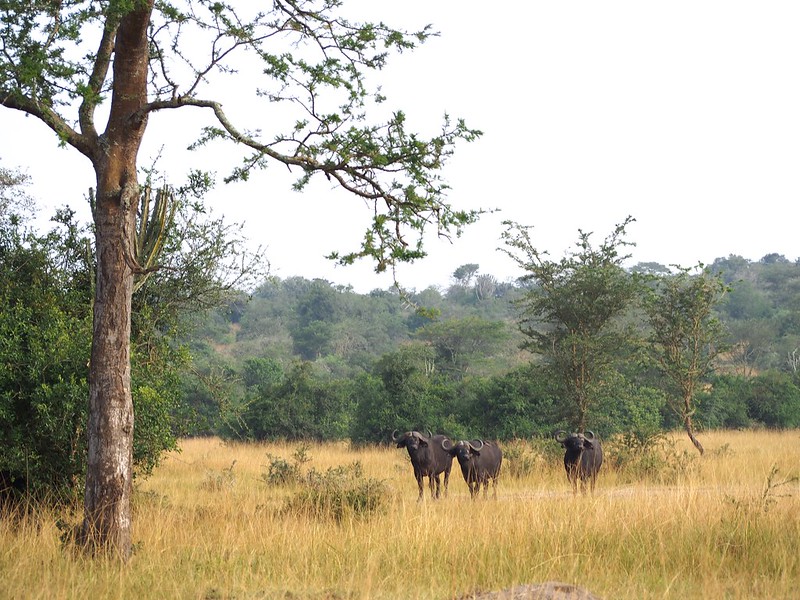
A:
<box><xmin>455</xmin><ymin>581</ymin><xmax>602</xmax><ymax>600</ymax></box>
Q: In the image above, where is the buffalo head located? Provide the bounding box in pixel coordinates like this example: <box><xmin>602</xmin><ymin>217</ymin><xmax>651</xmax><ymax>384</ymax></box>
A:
<box><xmin>554</xmin><ymin>430</ymin><xmax>597</xmax><ymax>451</ymax></box>
<box><xmin>392</xmin><ymin>429</ymin><xmax>433</xmax><ymax>450</ymax></box>
<box><xmin>441</xmin><ymin>438</ymin><xmax>483</xmax><ymax>462</ymax></box>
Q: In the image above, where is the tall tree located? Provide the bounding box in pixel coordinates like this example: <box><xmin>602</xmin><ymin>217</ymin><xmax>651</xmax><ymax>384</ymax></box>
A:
<box><xmin>643</xmin><ymin>265</ymin><xmax>729</xmax><ymax>454</ymax></box>
<box><xmin>501</xmin><ymin>217</ymin><xmax>640</xmax><ymax>430</ymax></box>
<box><xmin>415</xmin><ymin>316</ymin><xmax>508</xmax><ymax>379</ymax></box>
<box><xmin>1</xmin><ymin>1</ymin><xmax>480</xmax><ymax>558</ymax></box>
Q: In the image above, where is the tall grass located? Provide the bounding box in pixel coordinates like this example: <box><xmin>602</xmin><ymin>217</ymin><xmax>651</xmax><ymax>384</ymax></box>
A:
<box><xmin>2</xmin><ymin>430</ymin><xmax>799</xmax><ymax>599</ymax></box>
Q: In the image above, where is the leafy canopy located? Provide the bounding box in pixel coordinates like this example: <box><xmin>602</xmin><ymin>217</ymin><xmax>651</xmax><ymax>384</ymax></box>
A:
<box><xmin>501</xmin><ymin>216</ymin><xmax>641</xmax><ymax>428</ymax></box>
<box><xmin>0</xmin><ymin>0</ymin><xmax>483</xmax><ymax>275</ymax></box>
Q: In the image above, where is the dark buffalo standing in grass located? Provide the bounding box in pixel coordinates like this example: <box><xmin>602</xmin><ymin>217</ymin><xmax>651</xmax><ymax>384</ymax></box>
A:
<box><xmin>392</xmin><ymin>430</ymin><xmax>454</xmax><ymax>501</ymax></box>
<box><xmin>0</xmin><ymin>470</ymin><xmax>27</xmax><ymax>514</ymax></box>
<box><xmin>554</xmin><ymin>430</ymin><xmax>603</xmax><ymax>495</ymax></box>
<box><xmin>442</xmin><ymin>438</ymin><xmax>502</xmax><ymax>499</ymax></box>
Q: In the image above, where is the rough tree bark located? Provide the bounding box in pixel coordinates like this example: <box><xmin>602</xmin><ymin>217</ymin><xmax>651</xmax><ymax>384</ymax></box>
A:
<box><xmin>79</xmin><ymin>4</ymin><xmax>153</xmax><ymax>559</ymax></box>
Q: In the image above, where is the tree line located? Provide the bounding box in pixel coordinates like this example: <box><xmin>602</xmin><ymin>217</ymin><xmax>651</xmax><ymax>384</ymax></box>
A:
<box><xmin>191</xmin><ymin>218</ymin><xmax>800</xmax><ymax>458</ymax></box>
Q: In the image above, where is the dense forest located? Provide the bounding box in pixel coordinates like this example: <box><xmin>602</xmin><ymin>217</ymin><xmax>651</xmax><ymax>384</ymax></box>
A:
<box><xmin>2</xmin><ymin>179</ymin><xmax>800</xmax><ymax>499</ymax></box>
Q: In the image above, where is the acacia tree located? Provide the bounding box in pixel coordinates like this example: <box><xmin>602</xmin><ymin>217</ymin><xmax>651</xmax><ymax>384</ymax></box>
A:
<box><xmin>501</xmin><ymin>217</ymin><xmax>640</xmax><ymax>430</ymax></box>
<box><xmin>1</xmin><ymin>1</ymin><xmax>480</xmax><ymax>558</ymax></box>
<box><xmin>643</xmin><ymin>265</ymin><xmax>729</xmax><ymax>455</ymax></box>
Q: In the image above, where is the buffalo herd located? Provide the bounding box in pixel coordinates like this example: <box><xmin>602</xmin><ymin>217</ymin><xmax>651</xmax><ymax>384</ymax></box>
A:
<box><xmin>393</xmin><ymin>429</ymin><xmax>604</xmax><ymax>500</ymax></box>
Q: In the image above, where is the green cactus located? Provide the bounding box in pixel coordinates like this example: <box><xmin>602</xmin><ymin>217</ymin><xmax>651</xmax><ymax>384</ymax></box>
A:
<box><xmin>132</xmin><ymin>184</ymin><xmax>176</xmax><ymax>294</ymax></box>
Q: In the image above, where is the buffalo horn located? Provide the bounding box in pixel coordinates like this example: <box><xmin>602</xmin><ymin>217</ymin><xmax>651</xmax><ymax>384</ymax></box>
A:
<box><xmin>554</xmin><ymin>430</ymin><xmax>568</xmax><ymax>443</ymax></box>
<box><xmin>585</xmin><ymin>430</ymin><xmax>595</xmax><ymax>440</ymax></box>
<box><xmin>441</xmin><ymin>438</ymin><xmax>453</xmax><ymax>451</ymax></box>
<box><xmin>469</xmin><ymin>439</ymin><xmax>484</xmax><ymax>451</ymax></box>
<box><xmin>391</xmin><ymin>429</ymin><xmax>400</xmax><ymax>442</ymax></box>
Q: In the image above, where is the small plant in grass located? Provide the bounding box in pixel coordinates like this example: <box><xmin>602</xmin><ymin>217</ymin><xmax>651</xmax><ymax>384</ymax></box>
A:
<box><xmin>717</xmin><ymin>463</ymin><xmax>798</xmax><ymax>557</ymax></box>
<box><xmin>282</xmin><ymin>461</ymin><xmax>387</xmax><ymax>522</ymax></box>
<box><xmin>262</xmin><ymin>444</ymin><xmax>312</xmax><ymax>486</ymax></box>
<box><xmin>710</xmin><ymin>442</ymin><xmax>734</xmax><ymax>458</ymax></box>
<box><xmin>606</xmin><ymin>433</ymin><xmax>697</xmax><ymax>484</ymax></box>
<box><xmin>502</xmin><ymin>439</ymin><xmax>543</xmax><ymax>479</ymax></box>
<box><xmin>759</xmin><ymin>463</ymin><xmax>798</xmax><ymax>511</ymax></box>
<box><xmin>726</xmin><ymin>463</ymin><xmax>798</xmax><ymax>515</ymax></box>
<box><xmin>201</xmin><ymin>460</ymin><xmax>237</xmax><ymax>491</ymax></box>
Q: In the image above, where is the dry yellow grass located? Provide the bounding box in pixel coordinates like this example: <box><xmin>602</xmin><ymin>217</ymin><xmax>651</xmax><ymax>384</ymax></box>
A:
<box><xmin>2</xmin><ymin>430</ymin><xmax>799</xmax><ymax>599</ymax></box>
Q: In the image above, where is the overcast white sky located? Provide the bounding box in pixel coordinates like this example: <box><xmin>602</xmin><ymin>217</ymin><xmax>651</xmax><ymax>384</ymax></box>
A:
<box><xmin>3</xmin><ymin>1</ymin><xmax>799</xmax><ymax>293</ymax></box>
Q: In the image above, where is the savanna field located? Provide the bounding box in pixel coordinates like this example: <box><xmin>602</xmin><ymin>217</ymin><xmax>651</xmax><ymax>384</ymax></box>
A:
<box><xmin>2</xmin><ymin>430</ymin><xmax>799</xmax><ymax>600</ymax></box>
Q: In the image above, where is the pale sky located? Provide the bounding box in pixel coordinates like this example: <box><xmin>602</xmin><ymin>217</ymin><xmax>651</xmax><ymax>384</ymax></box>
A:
<box><xmin>3</xmin><ymin>1</ymin><xmax>799</xmax><ymax>293</ymax></box>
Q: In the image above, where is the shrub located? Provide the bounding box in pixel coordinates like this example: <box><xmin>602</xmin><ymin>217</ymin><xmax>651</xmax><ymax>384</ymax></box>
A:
<box><xmin>501</xmin><ymin>438</ymin><xmax>554</xmax><ymax>479</ymax></box>
<box><xmin>606</xmin><ymin>434</ymin><xmax>697</xmax><ymax>484</ymax></box>
<box><xmin>282</xmin><ymin>461</ymin><xmax>387</xmax><ymax>522</ymax></box>
<box><xmin>201</xmin><ymin>460</ymin><xmax>237</xmax><ymax>491</ymax></box>
<box><xmin>261</xmin><ymin>444</ymin><xmax>311</xmax><ymax>487</ymax></box>
<box><xmin>747</xmin><ymin>371</ymin><xmax>800</xmax><ymax>428</ymax></box>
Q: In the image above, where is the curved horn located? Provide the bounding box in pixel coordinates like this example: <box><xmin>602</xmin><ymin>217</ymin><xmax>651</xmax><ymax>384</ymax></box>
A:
<box><xmin>468</xmin><ymin>439</ymin><xmax>484</xmax><ymax>451</ymax></box>
<box><xmin>554</xmin><ymin>430</ymin><xmax>568</xmax><ymax>443</ymax></box>
<box><xmin>584</xmin><ymin>430</ymin><xmax>595</xmax><ymax>440</ymax></box>
<box><xmin>428</xmin><ymin>429</ymin><xmax>434</xmax><ymax>439</ymax></box>
<box><xmin>441</xmin><ymin>438</ymin><xmax>453</xmax><ymax>452</ymax></box>
<box><xmin>391</xmin><ymin>429</ymin><xmax>400</xmax><ymax>442</ymax></box>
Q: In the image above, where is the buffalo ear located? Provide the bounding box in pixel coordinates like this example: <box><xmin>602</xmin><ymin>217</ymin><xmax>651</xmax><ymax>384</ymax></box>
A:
<box><xmin>583</xmin><ymin>438</ymin><xmax>594</xmax><ymax>449</ymax></box>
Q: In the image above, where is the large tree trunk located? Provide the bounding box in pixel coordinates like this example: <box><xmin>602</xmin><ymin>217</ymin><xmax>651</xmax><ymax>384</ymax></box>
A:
<box><xmin>80</xmin><ymin>4</ymin><xmax>153</xmax><ymax>560</ymax></box>
<box><xmin>81</xmin><ymin>187</ymin><xmax>136</xmax><ymax>557</ymax></box>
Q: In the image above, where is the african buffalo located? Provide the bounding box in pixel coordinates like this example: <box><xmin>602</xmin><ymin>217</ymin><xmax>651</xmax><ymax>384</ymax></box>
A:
<box><xmin>392</xmin><ymin>430</ymin><xmax>454</xmax><ymax>501</ymax></box>
<box><xmin>442</xmin><ymin>438</ymin><xmax>502</xmax><ymax>499</ymax></box>
<box><xmin>0</xmin><ymin>470</ymin><xmax>27</xmax><ymax>513</ymax></box>
<box><xmin>554</xmin><ymin>430</ymin><xmax>603</xmax><ymax>494</ymax></box>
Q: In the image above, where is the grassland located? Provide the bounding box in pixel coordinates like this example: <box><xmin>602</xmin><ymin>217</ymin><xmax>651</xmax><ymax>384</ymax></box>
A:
<box><xmin>2</xmin><ymin>430</ymin><xmax>799</xmax><ymax>599</ymax></box>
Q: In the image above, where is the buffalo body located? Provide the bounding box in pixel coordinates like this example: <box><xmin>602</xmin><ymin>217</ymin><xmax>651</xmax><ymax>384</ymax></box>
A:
<box><xmin>554</xmin><ymin>430</ymin><xmax>603</xmax><ymax>494</ymax></box>
<box><xmin>442</xmin><ymin>439</ymin><xmax>502</xmax><ymax>499</ymax></box>
<box><xmin>393</xmin><ymin>430</ymin><xmax>453</xmax><ymax>500</ymax></box>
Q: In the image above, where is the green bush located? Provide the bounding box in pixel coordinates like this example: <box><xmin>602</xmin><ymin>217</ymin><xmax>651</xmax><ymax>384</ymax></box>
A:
<box><xmin>698</xmin><ymin>374</ymin><xmax>751</xmax><ymax>429</ymax></box>
<box><xmin>460</xmin><ymin>365</ymin><xmax>559</xmax><ymax>439</ymax></box>
<box><xmin>606</xmin><ymin>434</ymin><xmax>697</xmax><ymax>484</ymax></box>
<box><xmin>261</xmin><ymin>445</ymin><xmax>311</xmax><ymax>486</ymax></box>
<box><xmin>501</xmin><ymin>439</ymin><xmax>545</xmax><ymax>479</ymax></box>
<box><xmin>240</xmin><ymin>361</ymin><xmax>354</xmax><ymax>441</ymax></box>
<box><xmin>747</xmin><ymin>371</ymin><xmax>800</xmax><ymax>428</ymax></box>
<box><xmin>281</xmin><ymin>461</ymin><xmax>387</xmax><ymax>522</ymax></box>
